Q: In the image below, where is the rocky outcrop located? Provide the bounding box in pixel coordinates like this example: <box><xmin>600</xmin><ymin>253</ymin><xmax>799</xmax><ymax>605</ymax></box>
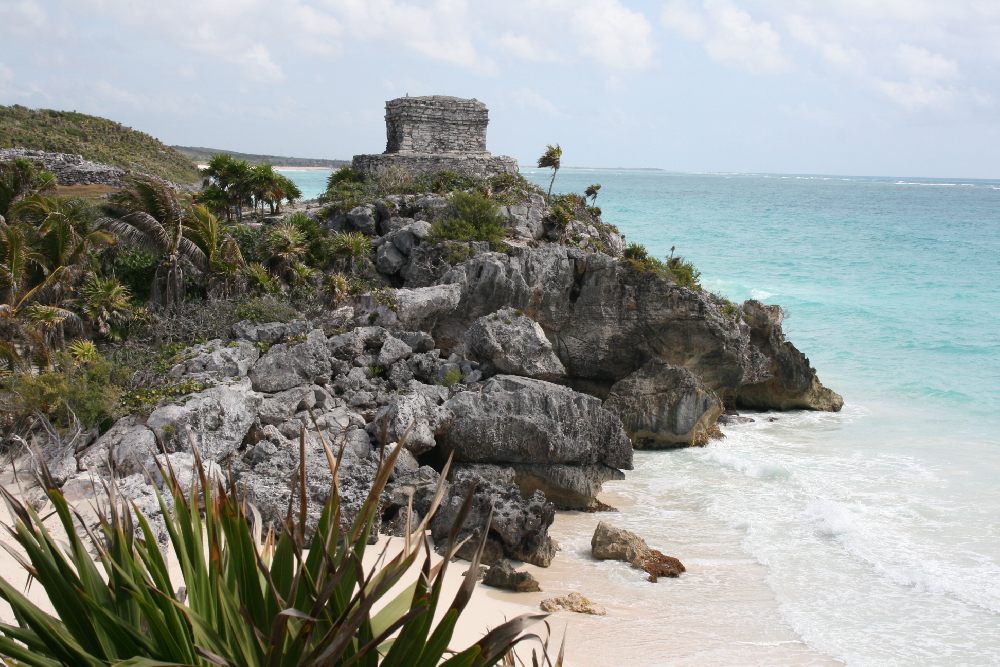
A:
<box><xmin>482</xmin><ymin>559</ymin><xmax>541</xmax><ymax>592</ymax></box>
<box><xmin>168</xmin><ymin>339</ymin><xmax>260</xmax><ymax>383</ymax></box>
<box><xmin>417</xmin><ymin>245</ymin><xmax>838</xmax><ymax>412</ymax></box>
<box><xmin>591</xmin><ymin>521</ymin><xmax>685</xmax><ymax>582</ymax></box>
<box><xmin>604</xmin><ymin>360</ymin><xmax>724</xmax><ymax>448</ymax></box>
<box><xmin>464</xmin><ymin>308</ymin><xmax>565</xmax><ymax>381</ymax></box>
<box><xmin>735</xmin><ymin>301</ymin><xmax>844</xmax><ymax>411</ymax></box>
<box><xmin>440</xmin><ymin>375</ymin><xmax>631</xmax><ymax>469</ymax></box>
<box><xmin>144</xmin><ymin>380</ymin><xmax>262</xmax><ymax>462</ymax></box>
<box><xmin>431</xmin><ymin>465</ymin><xmax>557</xmax><ymax>567</ymax></box>
<box><xmin>249</xmin><ymin>329</ymin><xmax>340</xmax><ymax>393</ymax></box>
<box><xmin>540</xmin><ymin>592</ymin><xmax>606</xmax><ymax>616</ymax></box>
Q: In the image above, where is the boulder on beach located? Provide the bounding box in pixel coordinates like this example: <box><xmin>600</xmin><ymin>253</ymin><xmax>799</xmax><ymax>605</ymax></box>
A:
<box><xmin>482</xmin><ymin>559</ymin><xmax>542</xmax><ymax>593</ymax></box>
<box><xmin>540</xmin><ymin>592</ymin><xmax>606</xmax><ymax>616</ymax></box>
<box><xmin>591</xmin><ymin>521</ymin><xmax>685</xmax><ymax>582</ymax></box>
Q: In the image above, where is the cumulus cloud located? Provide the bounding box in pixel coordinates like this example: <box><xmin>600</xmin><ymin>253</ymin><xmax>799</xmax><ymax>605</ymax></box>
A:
<box><xmin>571</xmin><ymin>0</ymin><xmax>655</xmax><ymax>69</ymax></box>
<box><xmin>662</xmin><ymin>0</ymin><xmax>787</xmax><ymax>73</ymax></box>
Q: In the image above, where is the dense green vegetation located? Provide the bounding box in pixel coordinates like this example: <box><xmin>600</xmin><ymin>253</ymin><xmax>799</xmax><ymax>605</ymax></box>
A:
<box><xmin>0</xmin><ymin>105</ymin><xmax>201</xmax><ymax>184</ymax></box>
<box><xmin>0</xmin><ymin>431</ymin><xmax>555</xmax><ymax>665</ymax></box>
<box><xmin>174</xmin><ymin>144</ymin><xmax>348</xmax><ymax>168</ymax></box>
<box><xmin>623</xmin><ymin>242</ymin><xmax>702</xmax><ymax>288</ymax></box>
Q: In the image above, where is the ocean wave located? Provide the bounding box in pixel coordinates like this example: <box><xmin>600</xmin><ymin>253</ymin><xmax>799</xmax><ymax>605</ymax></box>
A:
<box><xmin>750</xmin><ymin>288</ymin><xmax>772</xmax><ymax>300</ymax></box>
<box><xmin>893</xmin><ymin>180</ymin><xmax>977</xmax><ymax>187</ymax></box>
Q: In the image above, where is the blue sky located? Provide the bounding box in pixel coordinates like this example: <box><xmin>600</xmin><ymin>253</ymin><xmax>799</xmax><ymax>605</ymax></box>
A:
<box><xmin>2</xmin><ymin>0</ymin><xmax>999</xmax><ymax>178</ymax></box>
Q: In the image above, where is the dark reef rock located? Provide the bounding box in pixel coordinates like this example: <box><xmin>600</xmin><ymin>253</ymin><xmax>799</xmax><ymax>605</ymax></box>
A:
<box><xmin>482</xmin><ymin>559</ymin><xmax>541</xmax><ymax>592</ymax></box>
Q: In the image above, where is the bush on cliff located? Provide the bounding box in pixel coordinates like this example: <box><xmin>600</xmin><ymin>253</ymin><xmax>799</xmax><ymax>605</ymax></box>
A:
<box><xmin>623</xmin><ymin>242</ymin><xmax>702</xmax><ymax>289</ymax></box>
<box><xmin>0</xmin><ymin>438</ymin><xmax>552</xmax><ymax>665</ymax></box>
<box><xmin>428</xmin><ymin>191</ymin><xmax>507</xmax><ymax>245</ymax></box>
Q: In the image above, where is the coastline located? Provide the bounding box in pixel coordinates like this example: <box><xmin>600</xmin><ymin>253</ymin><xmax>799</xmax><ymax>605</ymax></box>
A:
<box><xmin>481</xmin><ymin>483</ymin><xmax>839</xmax><ymax>666</ymax></box>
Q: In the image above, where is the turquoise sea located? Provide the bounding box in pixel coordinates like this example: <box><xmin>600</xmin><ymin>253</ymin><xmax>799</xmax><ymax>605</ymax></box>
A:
<box><xmin>282</xmin><ymin>166</ymin><xmax>1000</xmax><ymax>664</ymax></box>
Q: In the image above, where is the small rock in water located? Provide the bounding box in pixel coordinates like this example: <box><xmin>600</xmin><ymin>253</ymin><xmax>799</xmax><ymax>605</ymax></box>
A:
<box><xmin>591</xmin><ymin>521</ymin><xmax>685</xmax><ymax>582</ymax></box>
<box><xmin>539</xmin><ymin>592</ymin><xmax>606</xmax><ymax>616</ymax></box>
<box><xmin>482</xmin><ymin>559</ymin><xmax>541</xmax><ymax>592</ymax></box>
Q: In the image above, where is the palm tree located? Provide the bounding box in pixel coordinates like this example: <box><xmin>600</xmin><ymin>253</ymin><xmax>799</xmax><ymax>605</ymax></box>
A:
<box><xmin>268</xmin><ymin>173</ymin><xmax>302</xmax><ymax>214</ymax></box>
<box><xmin>98</xmin><ymin>176</ymin><xmax>207</xmax><ymax>306</ymax></box>
<box><xmin>585</xmin><ymin>183</ymin><xmax>601</xmax><ymax>204</ymax></box>
<box><xmin>0</xmin><ymin>158</ymin><xmax>56</xmax><ymax>220</ymax></box>
<box><xmin>537</xmin><ymin>144</ymin><xmax>563</xmax><ymax>196</ymax></box>
<box><xmin>201</xmin><ymin>155</ymin><xmax>252</xmax><ymax>220</ymax></box>
<box><xmin>0</xmin><ymin>223</ymin><xmax>78</xmax><ymax>368</ymax></box>
<box><xmin>264</xmin><ymin>222</ymin><xmax>306</xmax><ymax>279</ymax></box>
<box><xmin>78</xmin><ymin>273</ymin><xmax>135</xmax><ymax>340</ymax></box>
<box><xmin>186</xmin><ymin>204</ymin><xmax>244</xmax><ymax>296</ymax></box>
<box><xmin>10</xmin><ymin>194</ymin><xmax>114</xmax><ymax>292</ymax></box>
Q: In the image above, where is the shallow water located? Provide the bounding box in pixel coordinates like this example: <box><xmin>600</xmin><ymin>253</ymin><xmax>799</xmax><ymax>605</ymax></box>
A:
<box><xmin>282</xmin><ymin>166</ymin><xmax>1000</xmax><ymax>664</ymax></box>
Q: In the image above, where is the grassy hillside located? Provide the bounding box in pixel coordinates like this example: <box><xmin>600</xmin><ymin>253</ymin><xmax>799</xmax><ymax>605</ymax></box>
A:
<box><xmin>0</xmin><ymin>105</ymin><xmax>201</xmax><ymax>184</ymax></box>
<box><xmin>173</xmin><ymin>145</ymin><xmax>347</xmax><ymax>168</ymax></box>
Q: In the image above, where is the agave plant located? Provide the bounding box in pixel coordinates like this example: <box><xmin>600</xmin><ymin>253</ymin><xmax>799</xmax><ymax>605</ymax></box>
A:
<box><xmin>78</xmin><ymin>273</ymin><xmax>137</xmax><ymax>340</ymax></box>
<box><xmin>0</xmin><ymin>429</ymin><xmax>558</xmax><ymax>666</ymax></box>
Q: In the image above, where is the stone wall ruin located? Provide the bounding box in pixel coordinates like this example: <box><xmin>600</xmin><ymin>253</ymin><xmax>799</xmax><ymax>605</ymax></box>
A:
<box><xmin>352</xmin><ymin>95</ymin><xmax>517</xmax><ymax>179</ymax></box>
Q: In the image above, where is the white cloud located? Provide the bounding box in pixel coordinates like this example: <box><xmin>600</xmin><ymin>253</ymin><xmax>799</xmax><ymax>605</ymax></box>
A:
<box><xmin>874</xmin><ymin>79</ymin><xmax>955</xmax><ymax>111</ymax></box>
<box><xmin>571</xmin><ymin>0</ymin><xmax>655</xmax><ymax>69</ymax></box>
<box><xmin>895</xmin><ymin>44</ymin><xmax>959</xmax><ymax>81</ymax></box>
<box><xmin>496</xmin><ymin>32</ymin><xmax>563</xmax><ymax>63</ymax></box>
<box><xmin>511</xmin><ymin>88</ymin><xmax>563</xmax><ymax>117</ymax></box>
<box><xmin>662</xmin><ymin>0</ymin><xmax>787</xmax><ymax>73</ymax></box>
<box><xmin>238</xmin><ymin>45</ymin><xmax>285</xmax><ymax>83</ymax></box>
<box><xmin>0</xmin><ymin>0</ymin><xmax>47</xmax><ymax>35</ymax></box>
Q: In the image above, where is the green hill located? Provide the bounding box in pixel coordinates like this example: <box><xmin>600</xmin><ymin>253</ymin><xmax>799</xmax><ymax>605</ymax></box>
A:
<box><xmin>173</xmin><ymin>145</ymin><xmax>347</xmax><ymax>168</ymax></box>
<box><xmin>0</xmin><ymin>105</ymin><xmax>201</xmax><ymax>184</ymax></box>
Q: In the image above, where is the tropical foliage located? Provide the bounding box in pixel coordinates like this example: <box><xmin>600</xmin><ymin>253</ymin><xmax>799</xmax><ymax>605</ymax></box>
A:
<box><xmin>537</xmin><ymin>144</ymin><xmax>562</xmax><ymax>196</ymax></box>
<box><xmin>0</xmin><ymin>433</ymin><xmax>558</xmax><ymax>666</ymax></box>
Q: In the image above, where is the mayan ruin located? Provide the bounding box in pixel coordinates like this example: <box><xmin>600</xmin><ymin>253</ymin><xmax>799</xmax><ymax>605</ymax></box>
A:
<box><xmin>352</xmin><ymin>95</ymin><xmax>518</xmax><ymax>179</ymax></box>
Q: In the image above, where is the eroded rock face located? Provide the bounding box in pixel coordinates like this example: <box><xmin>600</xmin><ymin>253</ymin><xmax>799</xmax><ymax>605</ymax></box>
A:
<box><xmin>431</xmin><ymin>465</ymin><xmax>557</xmax><ymax>567</ymax></box>
<box><xmin>440</xmin><ymin>375</ymin><xmax>631</xmax><ymax>470</ymax></box>
<box><xmin>78</xmin><ymin>415</ymin><xmax>158</xmax><ymax>477</ymax></box>
<box><xmin>735</xmin><ymin>301</ymin><xmax>844</xmax><ymax>411</ymax></box>
<box><xmin>145</xmin><ymin>379</ymin><xmax>262</xmax><ymax>462</ymax></box>
<box><xmin>168</xmin><ymin>339</ymin><xmax>260</xmax><ymax>383</ymax></box>
<box><xmin>426</xmin><ymin>246</ymin><xmax>839</xmax><ymax>412</ymax></box>
<box><xmin>250</xmin><ymin>329</ymin><xmax>338</xmax><ymax>393</ymax></box>
<box><xmin>372</xmin><ymin>384</ymin><xmax>451</xmax><ymax>455</ymax></box>
<box><xmin>604</xmin><ymin>360</ymin><xmax>724</xmax><ymax>448</ymax></box>
<box><xmin>464</xmin><ymin>308</ymin><xmax>565</xmax><ymax>381</ymax></box>
<box><xmin>591</xmin><ymin>521</ymin><xmax>685</xmax><ymax>582</ymax></box>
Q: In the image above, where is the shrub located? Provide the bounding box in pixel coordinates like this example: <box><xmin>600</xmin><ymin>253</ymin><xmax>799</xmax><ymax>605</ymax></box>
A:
<box><xmin>0</xmin><ymin>440</ymin><xmax>553</xmax><ymax>665</ymax></box>
<box><xmin>232</xmin><ymin>295</ymin><xmax>299</xmax><ymax>324</ymax></box>
<box><xmin>330</xmin><ymin>231</ymin><xmax>373</xmax><ymax>259</ymax></box>
<box><xmin>429</xmin><ymin>191</ymin><xmax>507</xmax><ymax>245</ymax></box>
<box><xmin>441</xmin><ymin>367</ymin><xmax>463</xmax><ymax>387</ymax></box>
<box><xmin>666</xmin><ymin>255</ymin><xmax>702</xmax><ymax>289</ymax></box>
<box><xmin>2</xmin><ymin>353</ymin><xmax>120</xmax><ymax>430</ymax></box>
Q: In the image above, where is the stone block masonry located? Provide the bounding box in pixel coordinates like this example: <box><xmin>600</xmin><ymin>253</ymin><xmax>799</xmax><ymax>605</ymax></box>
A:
<box><xmin>0</xmin><ymin>148</ymin><xmax>126</xmax><ymax>187</ymax></box>
<box><xmin>353</xmin><ymin>95</ymin><xmax>518</xmax><ymax>179</ymax></box>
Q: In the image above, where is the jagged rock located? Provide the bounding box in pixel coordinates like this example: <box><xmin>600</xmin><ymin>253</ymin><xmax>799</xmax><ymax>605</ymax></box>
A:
<box><xmin>347</xmin><ymin>205</ymin><xmax>377</xmax><ymax>235</ymax></box>
<box><xmin>372</xmin><ymin>387</ymin><xmax>451</xmax><ymax>455</ymax></box>
<box><xmin>396</xmin><ymin>330</ymin><xmax>435</xmax><ymax>353</ymax></box>
<box><xmin>258</xmin><ymin>385</ymin><xmax>329</xmax><ymax>426</ymax></box>
<box><xmin>168</xmin><ymin>339</ymin><xmax>260</xmax><ymax>382</ymax></box>
<box><xmin>540</xmin><ymin>592</ymin><xmax>606</xmax><ymax>616</ymax></box>
<box><xmin>393</xmin><ymin>284</ymin><xmax>462</xmax><ymax>330</ymax></box>
<box><xmin>502</xmin><ymin>192</ymin><xmax>547</xmax><ymax>241</ymax></box>
<box><xmin>235</xmin><ymin>425</ymin><xmax>378</xmax><ymax>534</ymax></box>
<box><xmin>507</xmin><ymin>463</ymin><xmax>624</xmax><ymax>511</ymax></box>
<box><xmin>78</xmin><ymin>415</ymin><xmax>158</xmax><ymax>477</ymax></box>
<box><xmin>464</xmin><ymin>308</ymin><xmax>565</xmax><ymax>380</ymax></box>
<box><xmin>736</xmin><ymin>301</ymin><xmax>845</xmax><ymax>411</ymax></box>
<box><xmin>250</xmin><ymin>329</ymin><xmax>337</xmax><ymax>393</ymax></box>
<box><xmin>377</xmin><ymin>336</ymin><xmax>413</xmax><ymax>366</ymax></box>
<box><xmin>482</xmin><ymin>559</ymin><xmax>541</xmax><ymax>592</ymax></box>
<box><xmin>376</xmin><ymin>242</ymin><xmax>406</xmax><ymax>275</ymax></box>
<box><xmin>431</xmin><ymin>465</ymin><xmax>557</xmax><ymax>567</ymax></box>
<box><xmin>591</xmin><ymin>521</ymin><xmax>685</xmax><ymax>582</ymax></box>
<box><xmin>329</xmin><ymin>326</ymin><xmax>388</xmax><ymax>361</ymax></box>
<box><xmin>604</xmin><ymin>360</ymin><xmax>724</xmax><ymax>448</ymax></box>
<box><xmin>391</xmin><ymin>221</ymin><xmax>432</xmax><ymax>254</ymax></box>
<box><xmin>428</xmin><ymin>246</ymin><xmax>839</xmax><ymax>411</ymax></box>
<box><xmin>145</xmin><ymin>379</ymin><xmax>262</xmax><ymax>462</ymax></box>
<box><xmin>230</xmin><ymin>319</ymin><xmax>310</xmax><ymax>344</ymax></box>
<box><xmin>719</xmin><ymin>412</ymin><xmax>755</xmax><ymax>425</ymax></box>
<box><xmin>440</xmin><ymin>375</ymin><xmax>632</xmax><ymax>470</ymax></box>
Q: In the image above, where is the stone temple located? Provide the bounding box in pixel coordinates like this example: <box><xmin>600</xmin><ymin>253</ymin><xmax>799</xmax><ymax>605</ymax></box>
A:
<box><xmin>352</xmin><ymin>96</ymin><xmax>518</xmax><ymax>179</ymax></box>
